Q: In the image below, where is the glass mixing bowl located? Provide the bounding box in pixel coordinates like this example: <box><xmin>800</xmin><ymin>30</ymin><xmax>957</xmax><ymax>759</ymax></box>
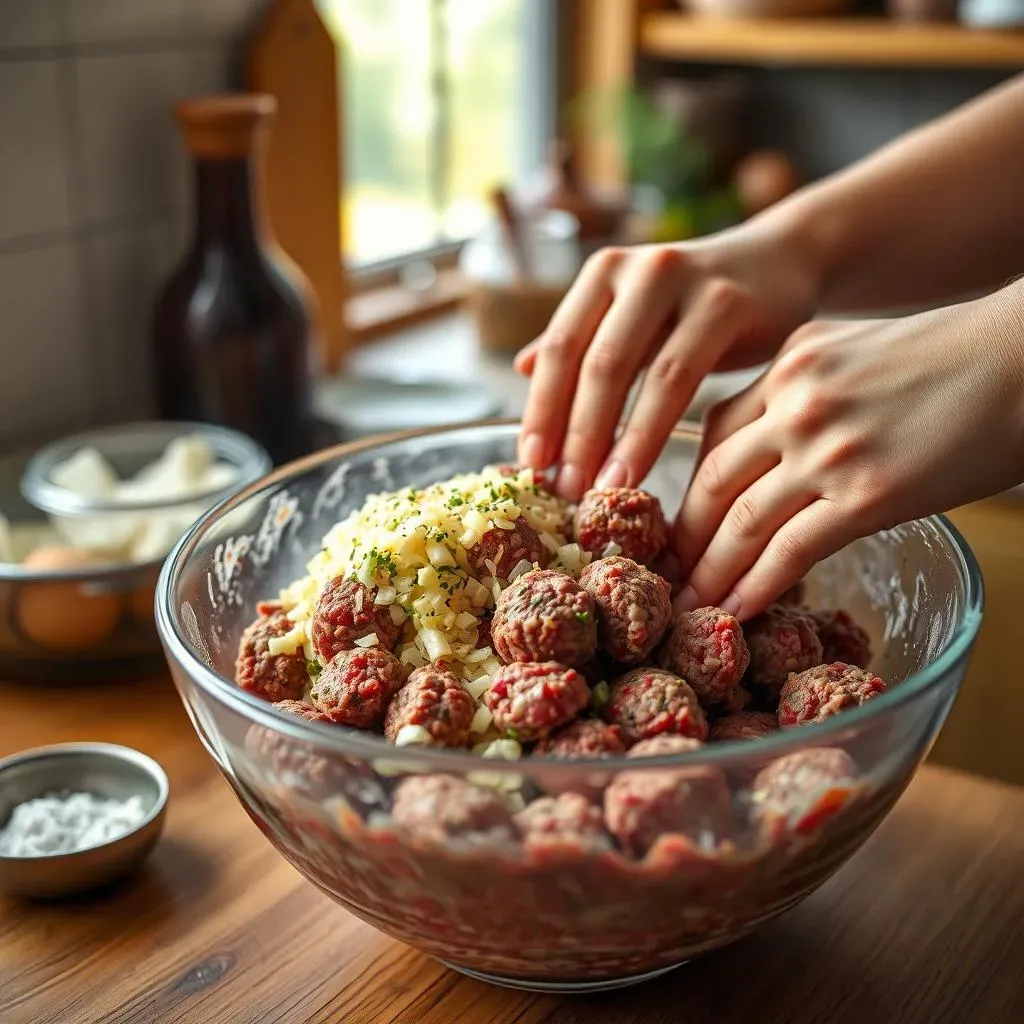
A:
<box><xmin>155</xmin><ymin>422</ymin><xmax>983</xmax><ymax>993</ymax></box>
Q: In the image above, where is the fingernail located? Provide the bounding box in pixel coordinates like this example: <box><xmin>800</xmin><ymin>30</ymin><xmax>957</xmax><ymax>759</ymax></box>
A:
<box><xmin>519</xmin><ymin>433</ymin><xmax>546</xmax><ymax>469</ymax></box>
<box><xmin>673</xmin><ymin>585</ymin><xmax>699</xmax><ymax>614</ymax></box>
<box><xmin>721</xmin><ymin>592</ymin><xmax>742</xmax><ymax>617</ymax></box>
<box><xmin>557</xmin><ymin>463</ymin><xmax>586</xmax><ymax>500</ymax></box>
<box><xmin>595</xmin><ymin>459</ymin><xmax>628</xmax><ymax>489</ymax></box>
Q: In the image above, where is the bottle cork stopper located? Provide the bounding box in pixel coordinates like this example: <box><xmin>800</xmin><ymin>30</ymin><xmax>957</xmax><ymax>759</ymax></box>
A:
<box><xmin>175</xmin><ymin>94</ymin><xmax>277</xmax><ymax>159</ymax></box>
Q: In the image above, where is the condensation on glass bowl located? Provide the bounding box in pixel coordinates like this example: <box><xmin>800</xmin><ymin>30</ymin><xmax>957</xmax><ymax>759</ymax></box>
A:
<box><xmin>180</xmin><ymin>421</ymin><xmax>970</xmax><ymax>700</ymax></box>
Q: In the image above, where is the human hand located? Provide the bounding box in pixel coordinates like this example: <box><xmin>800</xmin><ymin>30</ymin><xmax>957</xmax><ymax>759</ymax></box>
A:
<box><xmin>514</xmin><ymin>215</ymin><xmax>821</xmax><ymax>500</ymax></box>
<box><xmin>674</xmin><ymin>288</ymin><xmax>1024</xmax><ymax>620</ymax></box>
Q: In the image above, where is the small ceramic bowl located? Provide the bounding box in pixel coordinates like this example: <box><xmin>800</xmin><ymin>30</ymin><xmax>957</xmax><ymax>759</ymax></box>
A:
<box><xmin>0</xmin><ymin>742</ymin><xmax>169</xmax><ymax>899</ymax></box>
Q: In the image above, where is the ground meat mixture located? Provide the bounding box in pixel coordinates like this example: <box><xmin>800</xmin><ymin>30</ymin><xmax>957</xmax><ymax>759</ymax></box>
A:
<box><xmin>235</xmin><ymin>608</ymin><xmax>310</xmax><ymax>703</ymax></box>
<box><xmin>809</xmin><ymin>609</ymin><xmax>873</xmax><ymax>668</ymax></box>
<box><xmin>650</xmin><ymin>548</ymin><xmax>685</xmax><ymax>597</ymax></box>
<box><xmin>466</xmin><ymin>517</ymin><xmax>546</xmax><ymax>581</ymax></box>
<box><xmin>572</xmin><ymin>488</ymin><xmax>668</xmax><ymax>567</ymax></box>
<box><xmin>515</xmin><ymin>792</ymin><xmax>610</xmax><ymax>851</ymax></box>
<box><xmin>391</xmin><ymin>774</ymin><xmax>518</xmax><ymax>845</ymax></box>
<box><xmin>744</xmin><ymin>604</ymin><xmax>823</xmax><ymax>695</ymax></box>
<box><xmin>777</xmin><ymin>579</ymin><xmax>807</xmax><ymax>607</ymax></box>
<box><xmin>384</xmin><ymin>666</ymin><xmax>476</xmax><ymax>748</ymax></box>
<box><xmin>749</xmin><ymin>747</ymin><xmax>858</xmax><ymax>841</ymax></box>
<box><xmin>604</xmin><ymin>736</ymin><xmax>732</xmax><ymax>856</ymax></box>
<box><xmin>658</xmin><ymin>605</ymin><xmax>750</xmax><ymax>707</ymax></box>
<box><xmin>604</xmin><ymin>667</ymin><xmax>709</xmax><ymax>744</ymax></box>
<box><xmin>475</xmin><ymin>616</ymin><xmax>493</xmax><ymax>654</ymax></box>
<box><xmin>310</xmin><ymin>647</ymin><xmax>406</xmax><ymax>729</ymax></box>
<box><xmin>709</xmin><ymin>710</ymin><xmax>779</xmax><ymax>743</ymax></box>
<box><xmin>579</xmin><ymin>556</ymin><xmax>672</xmax><ymax>665</ymax></box>
<box><xmin>310</xmin><ymin>576</ymin><xmax>401</xmax><ymax>664</ymax></box>
<box><xmin>718</xmin><ymin>685</ymin><xmax>753</xmax><ymax>715</ymax></box>
<box><xmin>485</xmin><ymin>661</ymin><xmax>591</xmax><ymax>742</ymax></box>
<box><xmin>777</xmin><ymin>662</ymin><xmax>887</xmax><ymax>728</ymax></box>
<box><xmin>491</xmin><ymin>569</ymin><xmax>598</xmax><ymax>667</ymax></box>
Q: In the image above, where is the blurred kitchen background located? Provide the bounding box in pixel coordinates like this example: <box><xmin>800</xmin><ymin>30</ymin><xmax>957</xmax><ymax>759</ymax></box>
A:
<box><xmin>1</xmin><ymin>0</ymin><xmax>1022</xmax><ymax>780</ymax></box>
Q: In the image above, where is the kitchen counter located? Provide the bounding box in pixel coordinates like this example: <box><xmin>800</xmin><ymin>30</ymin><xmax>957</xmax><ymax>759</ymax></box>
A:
<box><xmin>1</xmin><ymin>673</ymin><xmax>1021</xmax><ymax>1024</ymax></box>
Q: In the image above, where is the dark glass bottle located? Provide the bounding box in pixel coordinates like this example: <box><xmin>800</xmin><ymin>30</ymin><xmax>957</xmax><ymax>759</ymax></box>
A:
<box><xmin>153</xmin><ymin>94</ymin><xmax>317</xmax><ymax>465</ymax></box>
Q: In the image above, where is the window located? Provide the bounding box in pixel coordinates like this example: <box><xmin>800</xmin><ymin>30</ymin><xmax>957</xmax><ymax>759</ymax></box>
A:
<box><xmin>320</xmin><ymin>0</ymin><xmax>555</xmax><ymax>272</ymax></box>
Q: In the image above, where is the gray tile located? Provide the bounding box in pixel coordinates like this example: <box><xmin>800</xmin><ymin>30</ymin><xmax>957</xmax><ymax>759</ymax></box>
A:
<box><xmin>0</xmin><ymin>0</ymin><xmax>62</xmax><ymax>50</ymax></box>
<box><xmin>186</xmin><ymin>0</ymin><xmax>263</xmax><ymax>38</ymax></box>
<box><xmin>85</xmin><ymin>217</ymin><xmax>188</xmax><ymax>421</ymax></box>
<box><xmin>64</xmin><ymin>0</ymin><xmax>186</xmax><ymax>47</ymax></box>
<box><xmin>73</xmin><ymin>51</ymin><xmax>188</xmax><ymax>225</ymax></box>
<box><xmin>0</xmin><ymin>242</ymin><xmax>94</xmax><ymax>444</ymax></box>
<box><xmin>0</xmin><ymin>59</ymin><xmax>73</xmax><ymax>243</ymax></box>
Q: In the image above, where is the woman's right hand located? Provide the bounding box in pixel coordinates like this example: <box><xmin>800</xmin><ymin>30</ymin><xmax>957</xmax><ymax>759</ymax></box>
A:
<box><xmin>514</xmin><ymin>213</ymin><xmax>824</xmax><ymax>501</ymax></box>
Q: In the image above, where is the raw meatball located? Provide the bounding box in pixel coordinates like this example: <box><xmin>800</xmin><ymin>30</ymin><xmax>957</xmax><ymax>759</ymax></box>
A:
<box><xmin>486</xmin><ymin>661</ymin><xmax>590</xmax><ymax>742</ymax></box>
<box><xmin>491</xmin><ymin>569</ymin><xmax>597</xmax><ymax>667</ymax></box>
<box><xmin>516</xmin><ymin>793</ymin><xmax>610</xmax><ymax>850</ymax></box>
<box><xmin>744</xmin><ymin>604</ymin><xmax>823</xmax><ymax>695</ymax></box>
<box><xmin>604</xmin><ymin>667</ymin><xmax>709</xmax><ymax>744</ymax></box>
<box><xmin>310</xmin><ymin>576</ymin><xmax>401</xmax><ymax>664</ymax></box>
<box><xmin>809</xmin><ymin>609</ymin><xmax>872</xmax><ymax>669</ymax></box>
<box><xmin>658</xmin><ymin>606</ymin><xmax>750</xmax><ymax>707</ymax></box>
<box><xmin>235</xmin><ymin>607</ymin><xmax>309</xmax><ymax>703</ymax></box>
<box><xmin>391</xmin><ymin>774</ymin><xmax>518</xmax><ymax>845</ymax></box>
<box><xmin>709</xmin><ymin>710</ymin><xmax>779</xmax><ymax>743</ymax></box>
<box><xmin>777</xmin><ymin>662</ymin><xmax>887</xmax><ymax>728</ymax></box>
<box><xmin>579</xmin><ymin>556</ymin><xmax>672</xmax><ymax>665</ymax></box>
<box><xmin>750</xmin><ymin>748</ymin><xmax>858</xmax><ymax>841</ymax></box>
<box><xmin>384</xmin><ymin>666</ymin><xmax>476</xmax><ymax>749</ymax></box>
<box><xmin>719</xmin><ymin>685</ymin><xmax>753</xmax><ymax>715</ymax></box>
<box><xmin>535</xmin><ymin>718</ymin><xmax>628</xmax><ymax>759</ymax></box>
<box><xmin>604</xmin><ymin>736</ymin><xmax>732</xmax><ymax>857</ymax></box>
<box><xmin>573</xmin><ymin>488</ymin><xmax>668</xmax><ymax>567</ymax></box>
<box><xmin>273</xmin><ymin>699</ymin><xmax>329</xmax><ymax>722</ymax></box>
<box><xmin>310</xmin><ymin>647</ymin><xmax>406</xmax><ymax>729</ymax></box>
<box><xmin>534</xmin><ymin>718</ymin><xmax>628</xmax><ymax>800</ymax></box>
<box><xmin>467</xmin><ymin>517</ymin><xmax>546</xmax><ymax>581</ymax></box>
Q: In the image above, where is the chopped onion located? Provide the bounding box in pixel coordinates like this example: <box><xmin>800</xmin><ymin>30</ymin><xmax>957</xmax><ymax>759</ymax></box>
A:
<box><xmin>539</xmin><ymin>531</ymin><xmax>560</xmax><ymax>554</ymax></box>
<box><xmin>465</xmin><ymin>677</ymin><xmax>491</xmax><ymax>700</ymax></box>
<box><xmin>469</xmin><ymin>704</ymin><xmax>493</xmax><ymax>734</ymax></box>
<box><xmin>394</xmin><ymin>725</ymin><xmax>433</xmax><ymax>747</ymax></box>
<box><xmin>602</xmin><ymin>541</ymin><xmax>622</xmax><ymax>557</ymax></box>
<box><xmin>507</xmin><ymin>558</ymin><xmax>534</xmax><ymax>582</ymax></box>
<box><xmin>483</xmin><ymin>738</ymin><xmax>522</xmax><ymax>761</ymax></box>
<box><xmin>482</xmin><ymin>656</ymin><xmax>503</xmax><ymax>677</ymax></box>
<box><xmin>464</xmin><ymin>577</ymin><xmax>489</xmax><ymax>605</ymax></box>
<box><xmin>389</xmin><ymin>603</ymin><xmax>407</xmax><ymax>625</ymax></box>
<box><xmin>400</xmin><ymin>646</ymin><xmax>426</xmax><ymax>668</ymax></box>
<box><xmin>353</xmin><ymin>632</ymin><xmax>378</xmax><ymax>648</ymax></box>
<box><xmin>420</xmin><ymin>627</ymin><xmax>451</xmax><ymax>662</ymax></box>
<box><xmin>454</xmin><ymin>611</ymin><xmax>477</xmax><ymax>630</ymax></box>
<box><xmin>426</xmin><ymin>542</ymin><xmax>454</xmax><ymax>566</ymax></box>
<box><xmin>374</xmin><ymin>585</ymin><xmax>397</xmax><ymax>605</ymax></box>
<box><xmin>465</xmin><ymin>645</ymin><xmax>491</xmax><ymax>664</ymax></box>
<box><xmin>493</xmin><ymin>518</ymin><xmax>516</xmax><ymax>531</ymax></box>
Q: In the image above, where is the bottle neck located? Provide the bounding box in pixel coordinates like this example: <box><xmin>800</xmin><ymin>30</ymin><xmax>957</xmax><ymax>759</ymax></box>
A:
<box><xmin>193</xmin><ymin>157</ymin><xmax>266</xmax><ymax>253</ymax></box>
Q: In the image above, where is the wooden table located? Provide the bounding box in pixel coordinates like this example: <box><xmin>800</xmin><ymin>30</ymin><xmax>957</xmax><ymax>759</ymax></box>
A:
<box><xmin>1</xmin><ymin>674</ymin><xmax>1021</xmax><ymax>1024</ymax></box>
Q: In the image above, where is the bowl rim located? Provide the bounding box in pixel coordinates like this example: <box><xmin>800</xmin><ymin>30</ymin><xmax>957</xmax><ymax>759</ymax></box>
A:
<box><xmin>0</xmin><ymin>741</ymin><xmax>169</xmax><ymax>862</ymax></box>
<box><xmin>155</xmin><ymin>419</ymin><xmax>985</xmax><ymax>774</ymax></box>
<box><xmin>20</xmin><ymin>420</ymin><xmax>272</xmax><ymax>518</ymax></box>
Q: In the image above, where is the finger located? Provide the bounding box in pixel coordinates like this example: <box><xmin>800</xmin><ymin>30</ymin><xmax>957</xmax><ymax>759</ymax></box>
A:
<box><xmin>555</xmin><ymin>254</ymin><xmax>685</xmax><ymax>499</ymax></box>
<box><xmin>672</xmin><ymin>411</ymin><xmax>773</xmax><ymax>578</ymax></box>
<box><xmin>696</xmin><ymin>375</ymin><xmax>767</xmax><ymax>463</ymax></box>
<box><xmin>593</xmin><ymin>281</ymin><xmax>757</xmax><ymax>492</ymax></box>
<box><xmin>727</xmin><ymin>499</ymin><xmax>859</xmax><ymax>621</ymax></box>
<box><xmin>517</xmin><ymin>252</ymin><xmax>619</xmax><ymax>469</ymax></box>
<box><xmin>681</xmin><ymin>468</ymin><xmax>818</xmax><ymax>612</ymax></box>
<box><xmin>513</xmin><ymin>337</ymin><xmax>542</xmax><ymax>376</ymax></box>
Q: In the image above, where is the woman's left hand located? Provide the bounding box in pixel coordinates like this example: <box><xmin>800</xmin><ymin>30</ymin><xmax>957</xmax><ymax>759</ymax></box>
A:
<box><xmin>673</xmin><ymin>286</ymin><xmax>1024</xmax><ymax>620</ymax></box>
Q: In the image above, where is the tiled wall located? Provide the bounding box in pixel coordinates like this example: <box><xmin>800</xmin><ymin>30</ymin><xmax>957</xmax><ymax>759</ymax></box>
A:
<box><xmin>0</xmin><ymin>0</ymin><xmax>264</xmax><ymax>449</ymax></box>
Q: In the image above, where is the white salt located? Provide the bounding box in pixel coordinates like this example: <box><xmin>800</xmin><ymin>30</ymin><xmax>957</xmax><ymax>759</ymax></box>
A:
<box><xmin>0</xmin><ymin>791</ymin><xmax>147</xmax><ymax>857</ymax></box>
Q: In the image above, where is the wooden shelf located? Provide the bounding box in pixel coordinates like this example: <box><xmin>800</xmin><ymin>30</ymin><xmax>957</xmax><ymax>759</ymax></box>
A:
<box><xmin>641</xmin><ymin>13</ymin><xmax>1024</xmax><ymax>69</ymax></box>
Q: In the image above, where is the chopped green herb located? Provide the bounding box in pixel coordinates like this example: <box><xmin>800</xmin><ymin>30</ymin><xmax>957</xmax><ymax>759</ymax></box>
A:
<box><xmin>575</xmin><ymin>611</ymin><xmax>591</xmax><ymax>624</ymax></box>
<box><xmin>590</xmin><ymin>680</ymin><xmax>611</xmax><ymax>711</ymax></box>
<box><xmin>306</xmin><ymin>659</ymin><xmax>323</xmax><ymax>679</ymax></box>
<box><xmin>504</xmin><ymin>728</ymin><xmax>519</xmax><ymax>741</ymax></box>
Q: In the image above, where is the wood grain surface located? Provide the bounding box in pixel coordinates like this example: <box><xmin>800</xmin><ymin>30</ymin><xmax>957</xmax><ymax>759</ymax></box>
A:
<box><xmin>0</xmin><ymin>673</ymin><xmax>1021</xmax><ymax>1024</ymax></box>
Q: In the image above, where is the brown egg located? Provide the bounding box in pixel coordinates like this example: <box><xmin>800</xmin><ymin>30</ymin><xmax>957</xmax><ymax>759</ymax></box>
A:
<box><xmin>734</xmin><ymin>150</ymin><xmax>802</xmax><ymax>217</ymax></box>
<box><xmin>18</xmin><ymin>546</ymin><xmax>122</xmax><ymax>651</ymax></box>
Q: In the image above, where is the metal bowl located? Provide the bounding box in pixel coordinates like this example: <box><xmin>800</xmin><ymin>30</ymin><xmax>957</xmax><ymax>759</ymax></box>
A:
<box><xmin>0</xmin><ymin>422</ymin><xmax>270</xmax><ymax>680</ymax></box>
<box><xmin>0</xmin><ymin>743</ymin><xmax>169</xmax><ymax>899</ymax></box>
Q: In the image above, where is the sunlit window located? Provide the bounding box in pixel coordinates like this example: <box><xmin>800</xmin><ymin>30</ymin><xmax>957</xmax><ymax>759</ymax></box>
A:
<box><xmin>320</xmin><ymin>0</ymin><xmax>551</xmax><ymax>269</ymax></box>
